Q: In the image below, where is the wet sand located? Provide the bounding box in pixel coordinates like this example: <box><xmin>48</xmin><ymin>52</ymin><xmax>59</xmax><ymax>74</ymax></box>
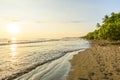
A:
<box><xmin>68</xmin><ymin>40</ymin><xmax>120</xmax><ymax>80</ymax></box>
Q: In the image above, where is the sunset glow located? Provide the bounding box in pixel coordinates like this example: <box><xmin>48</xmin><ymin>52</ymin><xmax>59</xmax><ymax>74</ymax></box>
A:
<box><xmin>0</xmin><ymin>0</ymin><xmax>119</xmax><ymax>39</ymax></box>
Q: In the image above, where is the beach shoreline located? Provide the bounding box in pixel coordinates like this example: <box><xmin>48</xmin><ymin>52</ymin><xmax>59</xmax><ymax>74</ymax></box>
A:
<box><xmin>68</xmin><ymin>40</ymin><xmax>120</xmax><ymax>80</ymax></box>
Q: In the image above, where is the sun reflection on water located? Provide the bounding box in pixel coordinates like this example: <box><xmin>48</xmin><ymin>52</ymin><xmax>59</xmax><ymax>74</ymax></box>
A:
<box><xmin>9</xmin><ymin>44</ymin><xmax>18</xmax><ymax>62</ymax></box>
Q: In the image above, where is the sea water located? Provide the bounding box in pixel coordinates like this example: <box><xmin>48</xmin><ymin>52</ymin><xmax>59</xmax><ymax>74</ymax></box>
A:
<box><xmin>0</xmin><ymin>38</ymin><xmax>90</xmax><ymax>80</ymax></box>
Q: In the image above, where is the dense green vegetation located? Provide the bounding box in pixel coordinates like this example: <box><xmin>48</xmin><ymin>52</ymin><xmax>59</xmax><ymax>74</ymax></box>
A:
<box><xmin>85</xmin><ymin>12</ymin><xmax>120</xmax><ymax>40</ymax></box>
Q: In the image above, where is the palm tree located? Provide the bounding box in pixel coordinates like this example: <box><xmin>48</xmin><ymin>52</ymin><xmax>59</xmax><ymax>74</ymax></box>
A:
<box><xmin>103</xmin><ymin>15</ymin><xmax>109</xmax><ymax>22</ymax></box>
<box><xmin>96</xmin><ymin>23</ymin><xmax>101</xmax><ymax>28</ymax></box>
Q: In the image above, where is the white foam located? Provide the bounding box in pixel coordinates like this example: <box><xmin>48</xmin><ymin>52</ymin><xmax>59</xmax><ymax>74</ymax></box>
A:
<box><xmin>15</xmin><ymin>50</ymin><xmax>85</xmax><ymax>80</ymax></box>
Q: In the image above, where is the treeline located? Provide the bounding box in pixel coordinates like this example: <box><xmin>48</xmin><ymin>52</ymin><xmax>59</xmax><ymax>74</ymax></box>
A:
<box><xmin>85</xmin><ymin>12</ymin><xmax>120</xmax><ymax>40</ymax></box>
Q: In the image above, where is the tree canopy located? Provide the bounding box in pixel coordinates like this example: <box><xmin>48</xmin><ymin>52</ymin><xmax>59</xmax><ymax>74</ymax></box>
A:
<box><xmin>85</xmin><ymin>12</ymin><xmax>120</xmax><ymax>40</ymax></box>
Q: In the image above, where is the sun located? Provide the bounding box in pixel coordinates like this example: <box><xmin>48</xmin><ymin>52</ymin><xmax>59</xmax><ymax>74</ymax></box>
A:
<box><xmin>11</xmin><ymin>37</ymin><xmax>17</xmax><ymax>41</ymax></box>
<box><xmin>7</xmin><ymin>22</ymin><xmax>21</xmax><ymax>34</ymax></box>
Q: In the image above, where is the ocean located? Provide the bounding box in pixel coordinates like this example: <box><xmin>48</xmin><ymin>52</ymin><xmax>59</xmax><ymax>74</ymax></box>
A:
<box><xmin>0</xmin><ymin>38</ymin><xmax>90</xmax><ymax>80</ymax></box>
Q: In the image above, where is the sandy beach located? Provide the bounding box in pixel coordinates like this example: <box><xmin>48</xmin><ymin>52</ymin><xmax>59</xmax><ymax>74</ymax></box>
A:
<box><xmin>68</xmin><ymin>40</ymin><xmax>120</xmax><ymax>80</ymax></box>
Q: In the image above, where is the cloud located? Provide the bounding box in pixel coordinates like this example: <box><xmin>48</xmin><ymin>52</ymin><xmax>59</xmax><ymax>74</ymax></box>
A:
<box><xmin>0</xmin><ymin>17</ymin><xmax>22</xmax><ymax>22</ymax></box>
<box><xmin>35</xmin><ymin>21</ymin><xmax>82</xmax><ymax>24</ymax></box>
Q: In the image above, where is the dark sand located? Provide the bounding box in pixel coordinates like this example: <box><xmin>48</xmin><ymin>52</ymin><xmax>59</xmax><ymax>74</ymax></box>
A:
<box><xmin>68</xmin><ymin>40</ymin><xmax>120</xmax><ymax>80</ymax></box>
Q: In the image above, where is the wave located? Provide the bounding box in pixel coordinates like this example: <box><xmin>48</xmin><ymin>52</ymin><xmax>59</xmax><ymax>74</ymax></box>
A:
<box><xmin>0</xmin><ymin>39</ymin><xmax>60</xmax><ymax>46</ymax></box>
<box><xmin>1</xmin><ymin>48</ymin><xmax>85</xmax><ymax>80</ymax></box>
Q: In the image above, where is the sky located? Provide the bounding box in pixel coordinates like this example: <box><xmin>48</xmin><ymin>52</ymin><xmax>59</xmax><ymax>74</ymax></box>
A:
<box><xmin>0</xmin><ymin>0</ymin><xmax>120</xmax><ymax>39</ymax></box>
